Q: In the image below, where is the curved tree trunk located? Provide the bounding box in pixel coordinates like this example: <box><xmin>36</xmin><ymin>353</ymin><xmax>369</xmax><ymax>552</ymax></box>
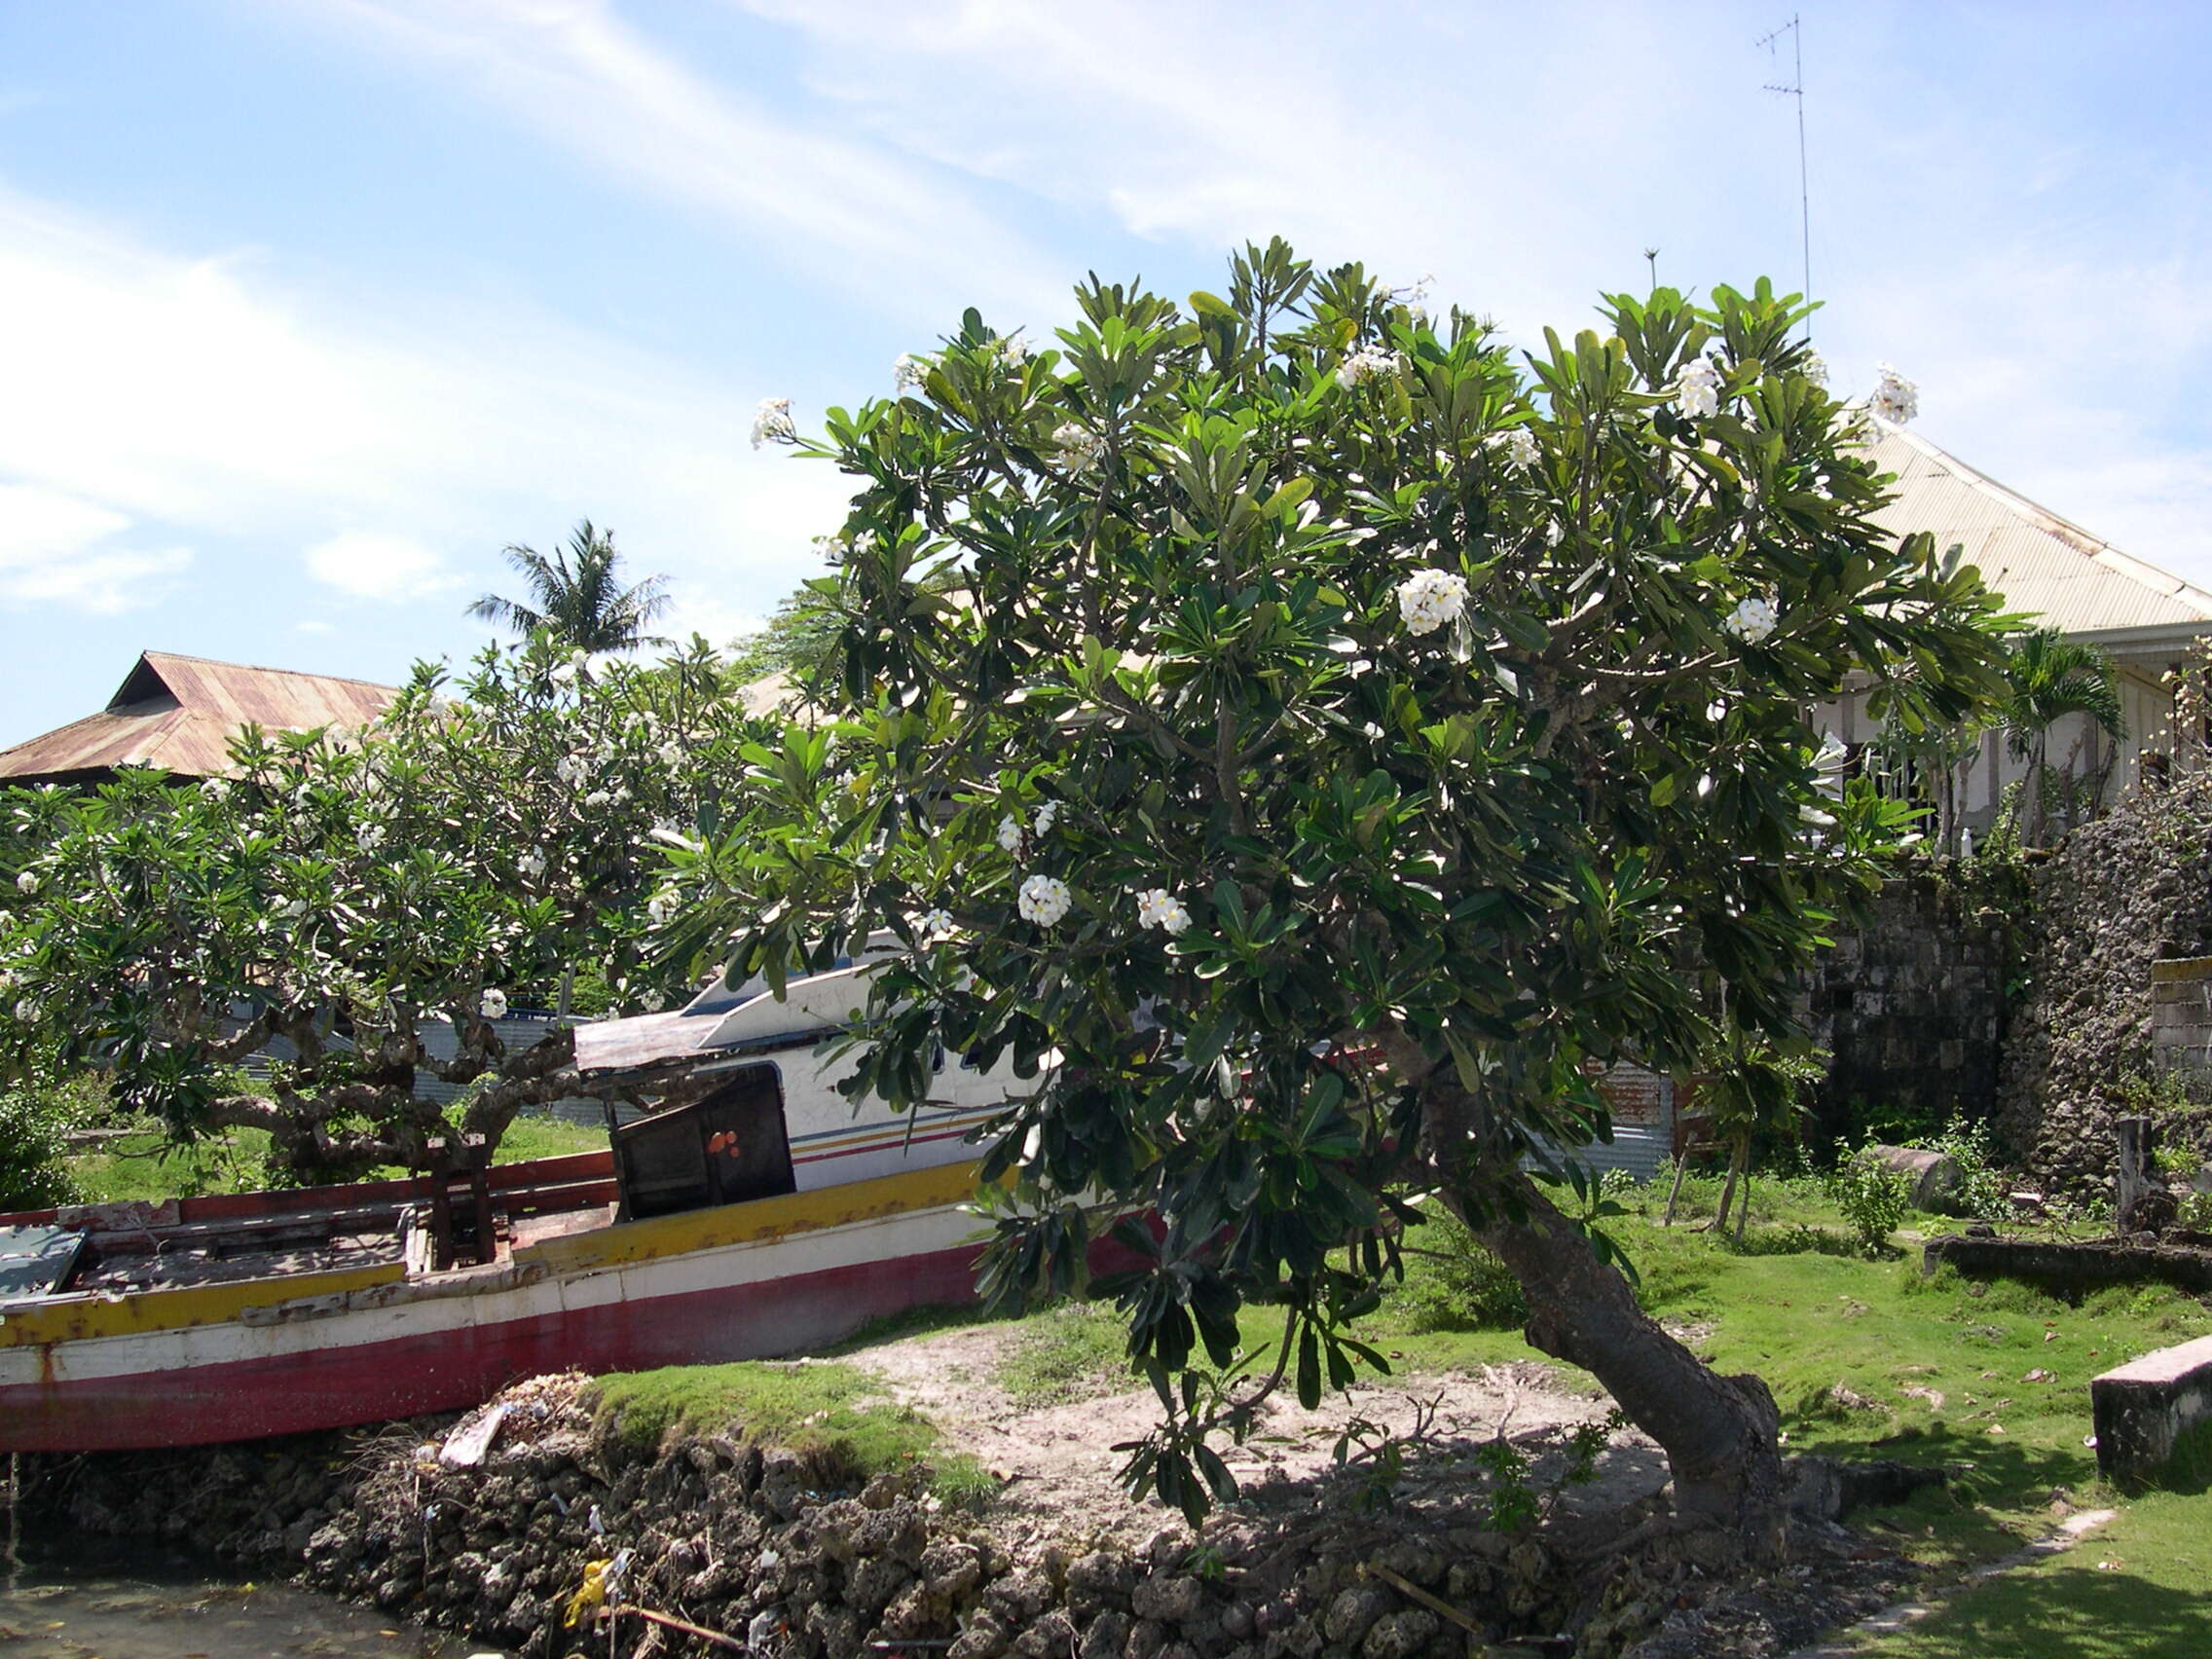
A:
<box><xmin>1416</xmin><ymin>1071</ymin><xmax>1786</xmax><ymax>1558</ymax></box>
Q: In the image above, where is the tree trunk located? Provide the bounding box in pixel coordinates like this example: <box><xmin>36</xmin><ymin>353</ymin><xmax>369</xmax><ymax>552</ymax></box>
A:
<box><xmin>1457</xmin><ymin>1166</ymin><xmax>1786</xmax><ymax>1554</ymax></box>
<box><xmin>1394</xmin><ymin>1047</ymin><xmax>1787</xmax><ymax>1555</ymax></box>
<box><xmin>1661</xmin><ymin>1152</ymin><xmax>1691</xmax><ymax>1228</ymax></box>
<box><xmin>1714</xmin><ymin>1136</ymin><xmax>1745</xmax><ymax>1235</ymax></box>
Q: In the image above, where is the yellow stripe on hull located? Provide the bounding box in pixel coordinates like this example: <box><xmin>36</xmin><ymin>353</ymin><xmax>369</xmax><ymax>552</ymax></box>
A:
<box><xmin>0</xmin><ymin>1262</ymin><xmax>405</xmax><ymax>1349</ymax></box>
<box><xmin>517</xmin><ymin>1161</ymin><xmax>984</xmax><ymax>1273</ymax></box>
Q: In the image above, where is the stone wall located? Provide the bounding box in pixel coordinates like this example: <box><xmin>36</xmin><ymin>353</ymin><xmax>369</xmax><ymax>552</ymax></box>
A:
<box><xmin>1804</xmin><ymin>875</ymin><xmax>2013</xmax><ymax>1150</ymax></box>
<box><xmin>2151</xmin><ymin>957</ymin><xmax>2212</xmax><ymax>1076</ymax></box>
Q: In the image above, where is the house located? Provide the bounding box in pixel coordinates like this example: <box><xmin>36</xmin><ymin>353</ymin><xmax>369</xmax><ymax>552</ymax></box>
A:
<box><xmin>1818</xmin><ymin>420</ymin><xmax>2212</xmax><ymax>832</ymax></box>
<box><xmin>0</xmin><ymin>650</ymin><xmax>397</xmax><ymax>789</ymax></box>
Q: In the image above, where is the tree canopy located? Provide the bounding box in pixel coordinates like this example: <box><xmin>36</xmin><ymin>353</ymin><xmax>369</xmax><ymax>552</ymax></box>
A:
<box><xmin>0</xmin><ymin>636</ymin><xmax>756</xmax><ymax>1179</ymax></box>
<box><xmin>469</xmin><ymin>520</ymin><xmax>672</xmax><ymax>652</ymax></box>
<box><xmin>677</xmin><ymin>241</ymin><xmax>2010</xmax><ymax>1546</ymax></box>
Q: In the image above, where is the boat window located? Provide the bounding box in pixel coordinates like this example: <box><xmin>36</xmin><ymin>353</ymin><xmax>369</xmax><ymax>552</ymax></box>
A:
<box><xmin>610</xmin><ymin>1064</ymin><xmax>798</xmax><ymax>1222</ymax></box>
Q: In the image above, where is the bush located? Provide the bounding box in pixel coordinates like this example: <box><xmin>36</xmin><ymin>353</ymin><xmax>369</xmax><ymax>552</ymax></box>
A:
<box><xmin>1907</xmin><ymin>1115</ymin><xmax>2011</xmax><ymax>1220</ymax></box>
<box><xmin>1394</xmin><ymin>1204</ymin><xmax>1530</xmax><ymax>1332</ymax></box>
<box><xmin>1826</xmin><ymin>1152</ymin><xmax>1909</xmax><ymax>1256</ymax></box>
<box><xmin>0</xmin><ymin>1082</ymin><xmax>84</xmax><ymax>1210</ymax></box>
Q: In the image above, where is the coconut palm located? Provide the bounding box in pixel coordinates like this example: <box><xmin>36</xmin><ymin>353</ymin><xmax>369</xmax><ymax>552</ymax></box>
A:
<box><xmin>468</xmin><ymin>521</ymin><xmax>671</xmax><ymax>652</ymax></box>
<box><xmin>2003</xmin><ymin>626</ymin><xmax>2124</xmax><ymax>844</ymax></box>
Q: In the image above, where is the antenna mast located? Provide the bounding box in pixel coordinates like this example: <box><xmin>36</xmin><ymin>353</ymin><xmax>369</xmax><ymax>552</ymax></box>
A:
<box><xmin>1757</xmin><ymin>14</ymin><xmax>1812</xmax><ymax>336</ymax></box>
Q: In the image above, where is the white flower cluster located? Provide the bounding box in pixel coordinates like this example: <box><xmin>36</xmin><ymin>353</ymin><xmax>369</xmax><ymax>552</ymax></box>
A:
<box><xmin>1392</xmin><ymin>272</ymin><xmax>1435</xmax><ymax>322</ymax></box>
<box><xmin>1053</xmin><ymin>422</ymin><xmax>1107</xmax><ymax>474</ymax></box>
<box><xmin>811</xmin><ymin>532</ymin><xmax>854</xmax><ymax>562</ymax></box>
<box><xmin>1800</xmin><ymin>348</ymin><xmax>1829</xmax><ymax>388</ymax></box>
<box><xmin>555</xmin><ymin>754</ymin><xmax>589</xmax><ymax>787</ymax></box>
<box><xmin>997</xmin><ymin>333</ymin><xmax>1028</xmax><ymax>366</ymax></box>
<box><xmin>647</xmin><ymin>889</ymin><xmax>680</xmax><ymax>926</ymax></box>
<box><xmin>1033</xmin><ymin>800</ymin><xmax>1059</xmax><ymax>834</ymax></box>
<box><xmin>639</xmin><ymin>987</ymin><xmax>667</xmax><ymax>1013</ymax></box>
<box><xmin>1395</xmin><ymin>569</ymin><xmax>1470</xmax><ymax>637</ymax></box>
<box><xmin>1728</xmin><ymin>594</ymin><xmax>1780</xmax><ymax>645</ymax></box>
<box><xmin>355</xmin><ymin>823</ymin><xmax>386</xmax><ymax>853</ymax></box>
<box><xmin>1870</xmin><ymin>362</ymin><xmax>1918</xmax><ymax>424</ymax></box>
<box><xmin>201</xmin><ymin>779</ymin><xmax>229</xmax><ymax>802</ymax></box>
<box><xmin>1135</xmin><ymin>888</ymin><xmax>1192</xmax><ymax>936</ymax></box>
<box><xmin>1017</xmin><ymin>873</ymin><xmax>1072</xmax><ymax>927</ymax></box>
<box><xmin>480</xmin><ymin>987</ymin><xmax>509</xmax><ymax>1020</ymax></box>
<box><xmin>657</xmin><ymin>740</ymin><xmax>684</xmax><ymax>766</ymax></box>
<box><xmin>1336</xmin><ymin>343</ymin><xmax>1403</xmax><ymax>389</ymax></box>
<box><xmin>915</xmin><ymin>906</ymin><xmax>955</xmax><ymax>940</ymax></box>
<box><xmin>996</xmin><ymin>814</ymin><xmax>1024</xmax><ymax>853</ymax></box>
<box><xmin>518</xmin><ymin>850</ymin><xmax>547</xmax><ymax>879</ymax></box>
<box><xmin>750</xmin><ymin>396</ymin><xmax>796</xmax><ymax>450</ymax></box>
<box><xmin>276</xmin><ymin>897</ymin><xmax>308</xmax><ymax>920</ymax></box>
<box><xmin>1675</xmin><ymin>358</ymin><xmax>1721</xmax><ymax>420</ymax></box>
<box><xmin>893</xmin><ymin>353</ymin><xmax>933</xmax><ymax>391</ymax></box>
<box><xmin>1489</xmin><ymin>426</ymin><xmax>1540</xmax><ymax>468</ymax></box>
<box><xmin>15</xmin><ymin>869</ymin><xmax>36</xmax><ymax>896</ymax></box>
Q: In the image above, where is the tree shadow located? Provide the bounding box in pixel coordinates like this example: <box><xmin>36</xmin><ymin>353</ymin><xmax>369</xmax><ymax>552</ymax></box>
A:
<box><xmin>1873</xmin><ymin>1563</ymin><xmax>2212</xmax><ymax>1659</ymax></box>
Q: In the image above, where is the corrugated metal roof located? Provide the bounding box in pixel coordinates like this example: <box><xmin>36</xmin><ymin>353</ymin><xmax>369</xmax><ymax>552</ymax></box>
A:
<box><xmin>0</xmin><ymin>650</ymin><xmax>396</xmax><ymax>784</ymax></box>
<box><xmin>1868</xmin><ymin>421</ymin><xmax>2212</xmax><ymax>637</ymax></box>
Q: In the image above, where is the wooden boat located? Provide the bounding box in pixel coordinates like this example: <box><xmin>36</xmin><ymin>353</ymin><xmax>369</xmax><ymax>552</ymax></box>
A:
<box><xmin>0</xmin><ymin>965</ymin><xmax>1030</xmax><ymax>1453</ymax></box>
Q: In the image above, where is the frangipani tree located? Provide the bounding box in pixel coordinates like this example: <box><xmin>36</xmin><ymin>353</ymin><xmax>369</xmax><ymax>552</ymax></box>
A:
<box><xmin>693</xmin><ymin>242</ymin><xmax>2009</xmax><ymax>1552</ymax></box>
<box><xmin>0</xmin><ymin>636</ymin><xmax>757</xmax><ymax>1180</ymax></box>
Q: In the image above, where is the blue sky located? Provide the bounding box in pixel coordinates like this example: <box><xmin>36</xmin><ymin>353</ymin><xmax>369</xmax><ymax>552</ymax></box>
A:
<box><xmin>4</xmin><ymin>0</ymin><xmax>2210</xmax><ymax>745</ymax></box>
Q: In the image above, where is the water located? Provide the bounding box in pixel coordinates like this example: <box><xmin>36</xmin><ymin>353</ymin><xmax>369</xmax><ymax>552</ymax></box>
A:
<box><xmin>0</xmin><ymin>1534</ymin><xmax>498</xmax><ymax>1659</ymax></box>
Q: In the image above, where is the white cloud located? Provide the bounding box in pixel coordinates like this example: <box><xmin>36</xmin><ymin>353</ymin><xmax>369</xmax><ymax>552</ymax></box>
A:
<box><xmin>295</xmin><ymin>619</ymin><xmax>337</xmax><ymax>635</ymax></box>
<box><xmin>0</xmin><ymin>482</ymin><xmax>192</xmax><ymax>612</ymax></box>
<box><xmin>304</xmin><ymin>532</ymin><xmax>459</xmax><ymax>603</ymax></box>
<box><xmin>304</xmin><ymin>0</ymin><xmax>1066</xmax><ymax>321</ymax></box>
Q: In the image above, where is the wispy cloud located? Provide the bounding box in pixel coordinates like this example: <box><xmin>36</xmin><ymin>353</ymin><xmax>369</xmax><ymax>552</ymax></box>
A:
<box><xmin>306</xmin><ymin>0</ymin><xmax>1068</xmax><ymax>321</ymax></box>
<box><xmin>0</xmin><ymin>482</ymin><xmax>192</xmax><ymax>612</ymax></box>
<box><xmin>304</xmin><ymin>532</ymin><xmax>460</xmax><ymax>603</ymax></box>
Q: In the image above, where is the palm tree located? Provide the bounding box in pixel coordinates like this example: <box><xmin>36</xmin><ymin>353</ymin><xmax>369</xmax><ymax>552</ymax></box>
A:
<box><xmin>2003</xmin><ymin>627</ymin><xmax>2124</xmax><ymax>845</ymax></box>
<box><xmin>468</xmin><ymin>521</ymin><xmax>671</xmax><ymax>651</ymax></box>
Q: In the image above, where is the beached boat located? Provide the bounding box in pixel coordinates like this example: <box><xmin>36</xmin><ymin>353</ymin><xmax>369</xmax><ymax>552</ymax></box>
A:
<box><xmin>0</xmin><ymin>965</ymin><xmax>1029</xmax><ymax>1454</ymax></box>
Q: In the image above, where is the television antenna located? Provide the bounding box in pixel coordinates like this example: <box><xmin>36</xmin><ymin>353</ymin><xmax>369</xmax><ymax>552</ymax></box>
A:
<box><xmin>1757</xmin><ymin>14</ymin><xmax>1813</xmax><ymax>336</ymax></box>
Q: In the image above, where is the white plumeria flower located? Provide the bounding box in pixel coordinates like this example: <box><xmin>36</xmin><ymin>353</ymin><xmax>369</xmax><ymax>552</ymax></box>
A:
<box><xmin>893</xmin><ymin>352</ymin><xmax>933</xmax><ymax>390</ymax></box>
<box><xmin>811</xmin><ymin>532</ymin><xmax>853</xmax><ymax>561</ymax></box>
<box><xmin>1032</xmin><ymin>800</ymin><xmax>1059</xmax><ymax>834</ymax></box>
<box><xmin>1336</xmin><ymin>343</ymin><xmax>1403</xmax><ymax>389</ymax></box>
<box><xmin>1053</xmin><ymin>422</ymin><xmax>1108</xmax><ymax>474</ymax></box>
<box><xmin>556</xmin><ymin>754</ymin><xmax>588</xmax><ymax>787</ymax></box>
<box><xmin>639</xmin><ymin>987</ymin><xmax>667</xmax><ymax>1013</ymax></box>
<box><xmin>13</xmin><ymin>999</ymin><xmax>35</xmax><ymax>1025</ymax></box>
<box><xmin>1017</xmin><ymin>874</ymin><xmax>1072</xmax><ymax>927</ymax></box>
<box><xmin>1490</xmin><ymin>426</ymin><xmax>1540</xmax><ymax>468</ymax></box>
<box><xmin>1728</xmin><ymin>594</ymin><xmax>1780</xmax><ymax>645</ymax></box>
<box><xmin>1135</xmin><ymin>888</ymin><xmax>1193</xmax><ymax>937</ymax></box>
<box><xmin>1800</xmin><ymin>348</ymin><xmax>1830</xmax><ymax>388</ymax></box>
<box><xmin>1675</xmin><ymin>358</ymin><xmax>1721</xmax><ymax>420</ymax></box>
<box><xmin>479</xmin><ymin>987</ymin><xmax>509</xmax><ymax>1020</ymax></box>
<box><xmin>517</xmin><ymin>850</ymin><xmax>547</xmax><ymax>879</ymax></box>
<box><xmin>201</xmin><ymin>779</ymin><xmax>229</xmax><ymax>802</ymax></box>
<box><xmin>657</xmin><ymin>740</ymin><xmax>683</xmax><ymax>766</ymax></box>
<box><xmin>277</xmin><ymin>897</ymin><xmax>308</xmax><ymax>920</ymax></box>
<box><xmin>15</xmin><ymin>870</ymin><xmax>37</xmax><ymax>896</ymax></box>
<box><xmin>1870</xmin><ymin>361</ymin><xmax>1918</xmax><ymax>424</ymax></box>
<box><xmin>750</xmin><ymin>396</ymin><xmax>796</xmax><ymax>450</ymax></box>
<box><xmin>355</xmin><ymin>824</ymin><xmax>386</xmax><ymax>853</ymax></box>
<box><xmin>647</xmin><ymin>889</ymin><xmax>680</xmax><ymax>926</ymax></box>
<box><xmin>996</xmin><ymin>814</ymin><xmax>1025</xmax><ymax>854</ymax></box>
<box><xmin>915</xmin><ymin>906</ymin><xmax>956</xmax><ymax>940</ymax></box>
<box><xmin>998</xmin><ymin>332</ymin><xmax>1028</xmax><ymax>365</ymax></box>
<box><xmin>549</xmin><ymin>660</ymin><xmax>578</xmax><ymax>686</ymax></box>
<box><xmin>583</xmin><ymin>790</ymin><xmax>611</xmax><ymax>807</ymax></box>
<box><xmin>1395</xmin><ymin>569</ymin><xmax>1470</xmax><ymax>638</ymax></box>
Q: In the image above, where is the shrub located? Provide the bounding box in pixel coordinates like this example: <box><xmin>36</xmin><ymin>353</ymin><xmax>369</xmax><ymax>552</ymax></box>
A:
<box><xmin>1394</xmin><ymin>1204</ymin><xmax>1530</xmax><ymax>1332</ymax></box>
<box><xmin>1908</xmin><ymin>1115</ymin><xmax>2011</xmax><ymax>1221</ymax></box>
<box><xmin>1827</xmin><ymin>1152</ymin><xmax>1909</xmax><ymax>1256</ymax></box>
<box><xmin>0</xmin><ymin>1082</ymin><xmax>84</xmax><ymax>1211</ymax></box>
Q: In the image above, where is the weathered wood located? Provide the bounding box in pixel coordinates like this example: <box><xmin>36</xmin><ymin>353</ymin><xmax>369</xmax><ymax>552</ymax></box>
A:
<box><xmin>2116</xmin><ymin>1114</ymin><xmax>2154</xmax><ymax>1235</ymax></box>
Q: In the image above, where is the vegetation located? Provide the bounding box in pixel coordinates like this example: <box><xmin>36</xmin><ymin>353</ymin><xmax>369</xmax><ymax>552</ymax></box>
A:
<box><xmin>0</xmin><ymin>1077</ymin><xmax>84</xmax><ymax>1209</ymax></box>
<box><xmin>0</xmin><ymin>636</ymin><xmax>758</xmax><ymax>1181</ymax></box>
<box><xmin>589</xmin><ymin>1359</ymin><xmax>991</xmax><ymax>1501</ymax></box>
<box><xmin>695</xmin><ymin>240</ymin><xmax>2011</xmax><ymax>1545</ymax></box>
<box><xmin>2002</xmin><ymin>625</ymin><xmax>2123</xmax><ymax>846</ymax></box>
<box><xmin>468</xmin><ymin>520</ymin><xmax>672</xmax><ymax>652</ymax></box>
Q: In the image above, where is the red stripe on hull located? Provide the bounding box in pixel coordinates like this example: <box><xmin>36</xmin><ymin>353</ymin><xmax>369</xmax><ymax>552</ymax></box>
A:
<box><xmin>0</xmin><ymin>1242</ymin><xmax>984</xmax><ymax>1454</ymax></box>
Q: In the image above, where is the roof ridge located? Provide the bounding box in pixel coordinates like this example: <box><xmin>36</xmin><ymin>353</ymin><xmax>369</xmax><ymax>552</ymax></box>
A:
<box><xmin>1875</xmin><ymin>419</ymin><xmax>2212</xmax><ymax>619</ymax></box>
<box><xmin>137</xmin><ymin>649</ymin><xmax>400</xmax><ymax>693</ymax></box>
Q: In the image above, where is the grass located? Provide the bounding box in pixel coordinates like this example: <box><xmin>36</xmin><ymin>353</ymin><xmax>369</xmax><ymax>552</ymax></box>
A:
<box><xmin>588</xmin><ymin>1359</ymin><xmax>993</xmax><ymax>1501</ymax></box>
<box><xmin>61</xmin><ymin>1110</ymin><xmax>606</xmax><ymax>1203</ymax></box>
<box><xmin>997</xmin><ymin>1299</ymin><xmax>1134</xmax><ymax>1408</ymax></box>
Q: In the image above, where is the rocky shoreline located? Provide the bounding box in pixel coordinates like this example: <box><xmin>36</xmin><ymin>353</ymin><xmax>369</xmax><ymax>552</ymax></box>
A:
<box><xmin>13</xmin><ymin>1371</ymin><xmax>1928</xmax><ymax>1659</ymax></box>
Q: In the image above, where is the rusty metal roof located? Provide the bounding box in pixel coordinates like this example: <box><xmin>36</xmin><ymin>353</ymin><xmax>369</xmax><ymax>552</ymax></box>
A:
<box><xmin>0</xmin><ymin>651</ymin><xmax>397</xmax><ymax>785</ymax></box>
<box><xmin>1869</xmin><ymin>420</ymin><xmax>2212</xmax><ymax>639</ymax></box>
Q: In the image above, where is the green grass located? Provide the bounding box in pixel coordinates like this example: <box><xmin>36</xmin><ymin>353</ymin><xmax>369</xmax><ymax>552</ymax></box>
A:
<box><xmin>997</xmin><ymin>1299</ymin><xmax>1135</xmax><ymax>1408</ymax></box>
<box><xmin>61</xmin><ymin>1110</ymin><xmax>606</xmax><ymax>1203</ymax></box>
<box><xmin>588</xmin><ymin>1359</ymin><xmax>992</xmax><ymax>1500</ymax></box>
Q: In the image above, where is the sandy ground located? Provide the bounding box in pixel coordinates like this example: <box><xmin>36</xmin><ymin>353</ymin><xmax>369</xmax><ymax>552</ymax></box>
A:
<box><xmin>841</xmin><ymin>1322</ymin><xmax>1673</xmax><ymax>1542</ymax></box>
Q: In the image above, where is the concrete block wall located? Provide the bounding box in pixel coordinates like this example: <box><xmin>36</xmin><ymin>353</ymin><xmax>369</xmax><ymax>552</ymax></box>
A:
<box><xmin>2150</xmin><ymin>955</ymin><xmax>2212</xmax><ymax>1075</ymax></box>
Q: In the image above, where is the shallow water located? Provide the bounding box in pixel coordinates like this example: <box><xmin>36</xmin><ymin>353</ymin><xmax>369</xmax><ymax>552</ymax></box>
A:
<box><xmin>0</xmin><ymin>1534</ymin><xmax>498</xmax><ymax>1659</ymax></box>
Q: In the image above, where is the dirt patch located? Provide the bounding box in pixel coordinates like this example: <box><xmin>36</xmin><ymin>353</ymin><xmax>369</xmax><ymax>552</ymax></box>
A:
<box><xmin>849</xmin><ymin>1321</ymin><xmax>1670</xmax><ymax>1541</ymax></box>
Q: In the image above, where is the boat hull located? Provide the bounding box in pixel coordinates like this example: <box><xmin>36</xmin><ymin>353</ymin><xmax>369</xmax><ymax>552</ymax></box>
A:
<box><xmin>0</xmin><ymin>1166</ymin><xmax>992</xmax><ymax>1454</ymax></box>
